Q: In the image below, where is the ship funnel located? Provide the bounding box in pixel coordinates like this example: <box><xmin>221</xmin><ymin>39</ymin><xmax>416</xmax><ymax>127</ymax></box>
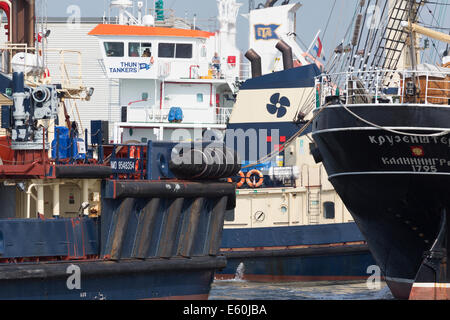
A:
<box><xmin>11</xmin><ymin>0</ymin><xmax>36</xmax><ymax>47</ymax></box>
<box><xmin>275</xmin><ymin>40</ymin><xmax>293</xmax><ymax>70</ymax></box>
<box><xmin>245</xmin><ymin>49</ymin><xmax>262</xmax><ymax>78</ymax></box>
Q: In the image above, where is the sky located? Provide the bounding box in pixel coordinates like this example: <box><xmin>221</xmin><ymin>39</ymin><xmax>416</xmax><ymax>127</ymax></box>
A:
<box><xmin>44</xmin><ymin>0</ymin><xmax>449</xmax><ymax>63</ymax></box>
<box><xmin>44</xmin><ymin>0</ymin><xmax>359</xmax><ymax>59</ymax></box>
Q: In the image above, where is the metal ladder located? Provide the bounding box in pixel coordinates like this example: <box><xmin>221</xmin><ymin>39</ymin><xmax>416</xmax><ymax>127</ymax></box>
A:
<box><xmin>307</xmin><ymin>186</ymin><xmax>321</xmax><ymax>225</ymax></box>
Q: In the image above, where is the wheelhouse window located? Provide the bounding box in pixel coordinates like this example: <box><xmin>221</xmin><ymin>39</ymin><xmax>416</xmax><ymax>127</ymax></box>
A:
<box><xmin>158</xmin><ymin>43</ymin><xmax>193</xmax><ymax>59</ymax></box>
<box><xmin>176</xmin><ymin>43</ymin><xmax>193</xmax><ymax>59</ymax></box>
<box><xmin>158</xmin><ymin>43</ymin><xmax>175</xmax><ymax>58</ymax></box>
<box><xmin>129</xmin><ymin>42</ymin><xmax>153</xmax><ymax>57</ymax></box>
<box><xmin>104</xmin><ymin>42</ymin><xmax>124</xmax><ymax>57</ymax></box>
<box><xmin>323</xmin><ymin>202</ymin><xmax>335</xmax><ymax>219</ymax></box>
<box><xmin>129</xmin><ymin>43</ymin><xmax>140</xmax><ymax>57</ymax></box>
<box><xmin>141</xmin><ymin>43</ymin><xmax>152</xmax><ymax>57</ymax></box>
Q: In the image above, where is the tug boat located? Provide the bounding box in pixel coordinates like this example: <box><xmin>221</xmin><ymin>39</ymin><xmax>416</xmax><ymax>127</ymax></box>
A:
<box><xmin>215</xmin><ymin>2</ymin><xmax>375</xmax><ymax>282</ymax></box>
<box><xmin>311</xmin><ymin>0</ymin><xmax>450</xmax><ymax>299</ymax></box>
<box><xmin>0</xmin><ymin>0</ymin><xmax>238</xmax><ymax>300</ymax></box>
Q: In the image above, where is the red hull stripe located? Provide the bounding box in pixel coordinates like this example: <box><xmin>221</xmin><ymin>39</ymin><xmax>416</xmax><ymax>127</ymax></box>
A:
<box><xmin>409</xmin><ymin>284</ymin><xmax>450</xmax><ymax>300</ymax></box>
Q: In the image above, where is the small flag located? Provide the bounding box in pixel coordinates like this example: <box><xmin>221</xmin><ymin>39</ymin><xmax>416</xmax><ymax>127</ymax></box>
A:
<box><xmin>313</xmin><ymin>37</ymin><xmax>326</xmax><ymax>61</ymax></box>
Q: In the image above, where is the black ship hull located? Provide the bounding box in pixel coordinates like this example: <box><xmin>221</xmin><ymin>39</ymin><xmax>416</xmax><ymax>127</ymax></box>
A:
<box><xmin>312</xmin><ymin>104</ymin><xmax>450</xmax><ymax>299</ymax></box>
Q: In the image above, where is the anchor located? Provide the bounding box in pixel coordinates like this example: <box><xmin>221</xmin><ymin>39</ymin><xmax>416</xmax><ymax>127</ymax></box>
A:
<box><xmin>410</xmin><ymin>208</ymin><xmax>450</xmax><ymax>300</ymax></box>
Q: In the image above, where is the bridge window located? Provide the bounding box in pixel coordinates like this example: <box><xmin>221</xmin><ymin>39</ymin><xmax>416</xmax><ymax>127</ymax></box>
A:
<box><xmin>129</xmin><ymin>43</ymin><xmax>140</xmax><ymax>57</ymax></box>
<box><xmin>176</xmin><ymin>44</ymin><xmax>193</xmax><ymax>59</ymax></box>
<box><xmin>158</xmin><ymin>43</ymin><xmax>175</xmax><ymax>58</ymax></box>
<box><xmin>323</xmin><ymin>202</ymin><xmax>335</xmax><ymax>219</ymax></box>
<box><xmin>158</xmin><ymin>43</ymin><xmax>193</xmax><ymax>59</ymax></box>
<box><xmin>129</xmin><ymin>42</ymin><xmax>152</xmax><ymax>57</ymax></box>
<box><xmin>104</xmin><ymin>42</ymin><xmax>124</xmax><ymax>57</ymax></box>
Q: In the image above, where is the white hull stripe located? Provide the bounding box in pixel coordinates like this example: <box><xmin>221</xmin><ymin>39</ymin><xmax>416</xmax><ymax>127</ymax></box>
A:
<box><xmin>329</xmin><ymin>171</ymin><xmax>450</xmax><ymax>179</ymax></box>
<box><xmin>317</xmin><ymin>104</ymin><xmax>450</xmax><ymax>110</ymax></box>
<box><xmin>312</xmin><ymin>126</ymin><xmax>450</xmax><ymax>136</ymax></box>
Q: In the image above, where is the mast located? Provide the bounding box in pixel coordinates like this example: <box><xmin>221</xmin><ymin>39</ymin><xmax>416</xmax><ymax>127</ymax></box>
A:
<box><xmin>407</xmin><ymin>0</ymin><xmax>418</xmax><ymax>103</ymax></box>
<box><xmin>407</xmin><ymin>0</ymin><xmax>418</xmax><ymax>72</ymax></box>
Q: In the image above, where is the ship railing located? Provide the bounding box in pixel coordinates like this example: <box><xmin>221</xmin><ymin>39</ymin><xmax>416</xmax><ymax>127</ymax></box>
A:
<box><xmin>0</xmin><ymin>43</ymin><xmax>43</xmax><ymax>78</ymax></box>
<box><xmin>316</xmin><ymin>68</ymin><xmax>450</xmax><ymax>106</ymax></box>
<box><xmin>0</xmin><ymin>43</ymin><xmax>88</xmax><ymax>100</ymax></box>
<box><xmin>216</xmin><ymin>107</ymin><xmax>233</xmax><ymax>125</ymax></box>
<box><xmin>129</xmin><ymin>106</ymin><xmax>233</xmax><ymax>125</ymax></box>
<box><xmin>148</xmin><ymin>8</ymin><xmax>176</xmax><ymax>27</ymax></box>
<box><xmin>45</xmin><ymin>49</ymin><xmax>88</xmax><ymax>99</ymax></box>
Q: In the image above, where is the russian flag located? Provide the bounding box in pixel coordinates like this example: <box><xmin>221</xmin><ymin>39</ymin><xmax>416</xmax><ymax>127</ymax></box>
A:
<box><xmin>313</xmin><ymin>37</ymin><xmax>325</xmax><ymax>61</ymax></box>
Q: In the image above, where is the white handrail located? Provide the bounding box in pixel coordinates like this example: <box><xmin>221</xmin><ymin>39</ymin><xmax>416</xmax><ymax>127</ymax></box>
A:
<box><xmin>316</xmin><ymin>68</ymin><xmax>449</xmax><ymax>106</ymax></box>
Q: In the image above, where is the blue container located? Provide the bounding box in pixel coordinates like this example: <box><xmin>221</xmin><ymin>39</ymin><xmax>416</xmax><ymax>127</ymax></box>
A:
<box><xmin>51</xmin><ymin>126</ymin><xmax>70</xmax><ymax>159</ymax></box>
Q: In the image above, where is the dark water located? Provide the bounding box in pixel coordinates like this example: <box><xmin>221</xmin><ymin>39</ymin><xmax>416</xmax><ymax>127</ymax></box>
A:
<box><xmin>209</xmin><ymin>280</ymin><xmax>394</xmax><ymax>300</ymax></box>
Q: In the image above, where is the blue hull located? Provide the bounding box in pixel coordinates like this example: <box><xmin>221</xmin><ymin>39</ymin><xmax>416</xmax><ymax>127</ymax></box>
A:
<box><xmin>0</xmin><ymin>256</ymin><xmax>225</xmax><ymax>300</ymax></box>
<box><xmin>217</xmin><ymin>223</ymin><xmax>376</xmax><ymax>281</ymax></box>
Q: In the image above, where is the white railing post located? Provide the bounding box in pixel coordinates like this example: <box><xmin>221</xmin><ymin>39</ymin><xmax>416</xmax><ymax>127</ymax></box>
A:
<box><xmin>345</xmin><ymin>72</ymin><xmax>349</xmax><ymax>105</ymax></box>
<box><xmin>375</xmin><ymin>69</ymin><xmax>379</xmax><ymax>104</ymax></box>
<box><xmin>424</xmin><ymin>71</ymin><xmax>429</xmax><ymax>104</ymax></box>
<box><xmin>401</xmin><ymin>71</ymin><xmax>405</xmax><ymax>104</ymax></box>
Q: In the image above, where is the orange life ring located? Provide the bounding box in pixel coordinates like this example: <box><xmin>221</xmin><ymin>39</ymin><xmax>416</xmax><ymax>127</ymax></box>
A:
<box><xmin>227</xmin><ymin>171</ymin><xmax>245</xmax><ymax>188</ymax></box>
<box><xmin>246</xmin><ymin>169</ymin><xmax>264</xmax><ymax>188</ymax></box>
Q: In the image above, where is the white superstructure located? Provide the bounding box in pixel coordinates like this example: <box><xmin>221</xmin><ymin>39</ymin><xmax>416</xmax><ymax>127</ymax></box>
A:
<box><xmin>88</xmin><ymin>0</ymin><xmax>246</xmax><ymax>144</ymax></box>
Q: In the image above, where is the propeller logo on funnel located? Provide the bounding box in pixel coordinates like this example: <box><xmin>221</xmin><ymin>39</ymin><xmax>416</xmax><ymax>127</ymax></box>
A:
<box><xmin>267</xmin><ymin>93</ymin><xmax>290</xmax><ymax>118</ymax></box>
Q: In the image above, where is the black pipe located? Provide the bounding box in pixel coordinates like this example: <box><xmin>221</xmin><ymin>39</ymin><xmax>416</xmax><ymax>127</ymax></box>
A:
<box><xmin>264</xmin><ymin>0</ymin><xmax>278</xmax><ymax>7</ymax></box>
<box><xmin>169</xmin><ymin>145</ymin><xmax>241</xmax><ymax>180</ymax></box>
<box><xmin>0</xmin><ymin>256</ymin><xmax>227</xmax><ymax>280</ymax></box>
<box><xmin>55</xmin><ymin>165</ymin><xmax>112</xmax><ymax>178</ymax></box>
<box><xmin>111</xmin><ymin>181</ymin><xmax>236</xmax><ymax>200</ymax></box>
<box><xmin>276</xmin><ymin>40</ymin><xmax>294</xmax><ymax>70</ymax></box>
<box><xmin>245</xmin><ymin>49</ymin><xmax>262</xmax><ymax>78</ymax></box>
